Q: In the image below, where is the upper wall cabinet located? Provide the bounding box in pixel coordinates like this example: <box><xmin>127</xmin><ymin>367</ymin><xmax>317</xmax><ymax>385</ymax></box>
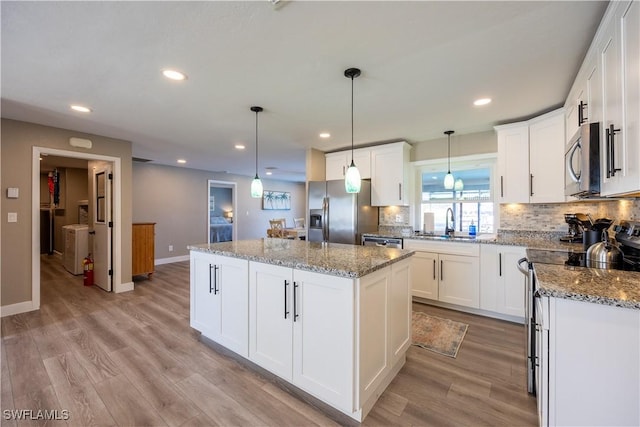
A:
<box><xmin>325</xmin><ymin>148</ymin><xmax>371</xmax><ymax>181</ymax></box>
<box><xmin>565</xmin><ymin>0</ymin><xmax>639</xmax><ymax>197</ymax></box>
<box><xmin>325</xmin><ymin>141</ymin><xmax>411</xmax><ymax>206</ymax></box>
<box><xmin>495</xmin><ymin>109</ymin><xmax>566</xmax><ymax>204</ymax></box>
<box><xmin>600</xmin><ymin>1</ymin><xmax>640</xmax><ymax>196</ymax></box>
<box><xmin>370</xmin><ymin>141</ymin><xmax>412</xmax><ymax>206</ymax></box>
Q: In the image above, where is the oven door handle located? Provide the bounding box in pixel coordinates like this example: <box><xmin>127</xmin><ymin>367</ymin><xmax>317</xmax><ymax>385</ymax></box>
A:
<box><xmin>517</xmin><ymin>257</ymin><xmax>529</xmax><ymax>275</ymax></box>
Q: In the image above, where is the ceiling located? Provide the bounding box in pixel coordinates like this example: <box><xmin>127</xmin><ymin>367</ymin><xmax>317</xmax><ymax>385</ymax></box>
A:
<box><xmin>2</xmin><ymin>1</ymin><xmax>608</xmax><ymax>182</ymax></box>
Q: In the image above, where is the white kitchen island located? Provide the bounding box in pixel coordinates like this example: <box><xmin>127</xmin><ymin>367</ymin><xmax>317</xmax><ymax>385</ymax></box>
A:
<box><xmin>188</xmin><ymin>239</ymin><xmax>414</xmax><ymax>422</ymax></box>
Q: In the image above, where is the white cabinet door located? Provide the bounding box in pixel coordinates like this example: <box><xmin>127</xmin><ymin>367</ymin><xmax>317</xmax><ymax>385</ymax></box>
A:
<box><xmin>216</xmin><ymin>255</ymin><xmax>249</xmax><ymax>357</ymax></box>
<box><xmin>326</xmin><ymin>152</ymin><xmax>348</xmax><ymax>181</ymax></box>
<box><xmin>190</xmin><ymin>251</ymin><xmax>219</xmax><ymax>338</ymax></box>
<box><xmin>600</xmin><ymin>1</ymin><xmax>640</xmax><ymax>196</ymax></box>
<box><xmin>249</xmin><ymin>262</ymin><xmax>293</xmax><ymax>380</ymax></box>
<box><xmin>326</xmin><ymin>149</ymin><xmax>371</xmax><ymax>181</ymax></box>
<box><xmin>529</xmin><ymin>111</ymin><xmax>565</xmax><ymax>203</ymax></box>
<box><xmin>408</xmin><ymin>250</ymin><xmax>438</xmax><ymax>300</ymax></box>
<box><xmin>496</xmin><ymin>124</ymin><xmax>530</xmax><ymax>203</ymax></box>
<box><xmin>370</xmin><ymin>142</ymin><xmax>410</xmax><ymax>206</ymax></box>
<box><xmin>292</xmin><ymin>269</ymin><xmax>354</xmax><ymax>411</ymax></box>
<box><xmin>600</xmin><ymin>14</ymin><xmax>624</xmax><ymax>195</ymax></box>
<box><xmin>388</xmin><ymin>259</ymin><xmax>411</xmax><ymax>366</ymax></box>
<box><xmin>497</xmin><ymin>246</ymin><xmax>526</xmax><ymax>318</ymax></box>
<box><xmin>480</xmin><ymin>245</ymin><xmax>526</xmax><ymax>319</ymax></box>
<box><xmin>438</xmin><ymin>254</ymin><xmax>479</xmax><ymax>308</ymax></box>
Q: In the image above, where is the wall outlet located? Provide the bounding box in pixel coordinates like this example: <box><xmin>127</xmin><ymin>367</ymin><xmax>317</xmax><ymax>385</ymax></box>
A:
<box><xmin>168</xmin><ymin>245</ymin><xmax>174</xmax><ymax>252</ymax></box>
<box><xmin>395</xmin><ymin>214</ymin><xmax>403</xmax><ymax>223</ymax></box>
<box><xmin>8</xmin><ymin>212</ymin><xmax>17</xmax><ymax>223</ymax></box>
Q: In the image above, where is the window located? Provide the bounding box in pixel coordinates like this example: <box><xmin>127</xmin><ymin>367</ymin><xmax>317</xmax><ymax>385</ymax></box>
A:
<box><xmin>419</xmin><ymin>163</ymin><xmax>495</xmax><ymax>234</ymax></box>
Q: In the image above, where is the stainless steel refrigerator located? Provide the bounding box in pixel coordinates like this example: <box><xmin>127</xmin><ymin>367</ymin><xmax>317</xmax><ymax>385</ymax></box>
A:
<box><xmin>308</xmin><ymin>180</ymin><xmax>379</xmax><ymax>245</ymax></box>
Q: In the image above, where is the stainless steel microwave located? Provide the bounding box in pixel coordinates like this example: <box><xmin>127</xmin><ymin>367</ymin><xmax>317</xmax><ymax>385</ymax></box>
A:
<box><xmin>565</xmin><ymin>122</ymin><xmax>600</xmax><ymax>198</ymax></box>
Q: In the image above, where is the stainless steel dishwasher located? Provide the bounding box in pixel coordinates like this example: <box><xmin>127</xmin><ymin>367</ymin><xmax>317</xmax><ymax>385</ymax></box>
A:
<box><xmin>361</xmin><ymin>235</ymin><xmax>403</xmax><ymax>249</ymax></box>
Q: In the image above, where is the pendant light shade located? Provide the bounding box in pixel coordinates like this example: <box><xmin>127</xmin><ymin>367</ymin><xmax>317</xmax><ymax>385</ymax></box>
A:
<box><xmin>444</xmin><ymin>130</ymin><xmax>455</xmax><ymax>190</ymax></box>
<box><xmin>344</xmin><ymin>67</ymin><xmax>362</xmax><ymax>193</ymax></box>
<box><xmin>454</xmin><ymin>178</ymin><xmax>464</xmax><ymax>191</ymax></box>
<box><xmin>250</xmin><ymin>106</ymin><xmax>264</xmax><ymax>198</ymax></box>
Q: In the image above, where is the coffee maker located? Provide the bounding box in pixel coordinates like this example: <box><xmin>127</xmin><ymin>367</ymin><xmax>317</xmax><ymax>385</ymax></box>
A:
<box><xmin>560</xmin><ymin>213</ymin><xmax>585</xmax><ymax>242</ymax></box>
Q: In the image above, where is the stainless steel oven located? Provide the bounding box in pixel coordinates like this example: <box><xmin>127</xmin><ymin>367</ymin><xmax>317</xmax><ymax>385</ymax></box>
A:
<box><xmin>362</xmin><ymin>235</ymin><xmax>403</xmax><ymax>249</ymax></box>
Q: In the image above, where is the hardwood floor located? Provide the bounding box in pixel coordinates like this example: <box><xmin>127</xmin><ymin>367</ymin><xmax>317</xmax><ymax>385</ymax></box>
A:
<box><xmin>1</xmin><ymin>254</ymin><xmax>537</xmax><ymax>426</ymax></box>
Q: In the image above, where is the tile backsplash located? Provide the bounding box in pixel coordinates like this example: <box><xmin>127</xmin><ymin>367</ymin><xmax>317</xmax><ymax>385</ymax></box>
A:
<box><xmin>499</xmin><ymin>199</ymin><xmax>639</xmax><ymax>232</ymax></box>
<box><xmin>376</xmin><ymin>199</ymin><xmax>639</xmax><ymax>235</ymax></box>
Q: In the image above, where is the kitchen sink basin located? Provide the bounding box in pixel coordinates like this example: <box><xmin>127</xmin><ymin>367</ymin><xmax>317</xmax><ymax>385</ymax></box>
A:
<box><xmin>436</xmin><ymin>235</ymin><xmax>476</xmax><ymax>241</ymax></box>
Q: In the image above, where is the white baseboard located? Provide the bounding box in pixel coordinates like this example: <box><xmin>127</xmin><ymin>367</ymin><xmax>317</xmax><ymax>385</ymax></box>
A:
<box><xmin>1</xmin><ymin>300</ymin><xmax>38</xmax><ymax>317</ymax></box>
<box><xmin>155</xmin><ymin>255</ymin><xmax>189</xmax><ymax>265</ymax></box>
<box><xmin>115</xmin><ymin>281</ymin><xmax>135</xmax><ymax>293</ymax></box>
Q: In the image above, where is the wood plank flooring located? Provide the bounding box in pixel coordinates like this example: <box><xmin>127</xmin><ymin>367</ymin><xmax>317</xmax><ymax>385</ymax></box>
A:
<box><xmin>1</xmin><ymin>254</ymin><xmax>537</xmax><ymax>426</ymax></box>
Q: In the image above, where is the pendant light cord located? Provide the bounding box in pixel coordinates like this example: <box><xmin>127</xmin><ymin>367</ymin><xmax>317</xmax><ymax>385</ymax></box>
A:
<box><xmin>255</xmin><ymin>110</ymin><xmax>259</xmax><ymax>176</ymax></box>
<box><xmin>350</xmin><ymin>74</ymin><xmax>354</xmax><ymax>163</ymax></box>
<box><xmin>447</xmin><ymin>133</ymin><xmax>451</xmax><ymax>173</ymax></box>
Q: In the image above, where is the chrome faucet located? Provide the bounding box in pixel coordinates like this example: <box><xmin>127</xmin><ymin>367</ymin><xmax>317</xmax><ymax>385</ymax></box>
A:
<box><xmin>445</xmin><ymin>207</ymin><xmax>455</xmax><ymax>236</ymax></box>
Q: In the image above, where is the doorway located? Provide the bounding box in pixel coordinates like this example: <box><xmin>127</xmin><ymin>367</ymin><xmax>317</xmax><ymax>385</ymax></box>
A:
<box><xmin>32</xmin><ymin>147</ymin><xmax>123</xmax><ymax>311</ymax></box>
<box><xmin>208</xmin><ymin>180</ymin><xmax>237</xmax><ymax>243</ymax></box>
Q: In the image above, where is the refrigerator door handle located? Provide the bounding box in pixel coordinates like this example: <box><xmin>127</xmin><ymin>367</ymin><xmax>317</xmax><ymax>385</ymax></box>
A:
<box><xmin>322</xmin><ymin>197</ymin><xmax>329</xmax><ymax>242</ymax></box>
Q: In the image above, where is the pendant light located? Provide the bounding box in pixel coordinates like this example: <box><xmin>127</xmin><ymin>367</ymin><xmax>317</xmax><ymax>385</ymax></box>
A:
<box><xmin>344</xmin><ymin>67</ymin><xmax>361</xmax><ymax>193</ymax></box>
<box><xmin>443</xmin><ymin>130</ymin><xmax>455</xmax><ymax>190</ymax></box>
<box><xmin>250</xmin><ymin>106</ymin><xmax>264</xmax><ymax>198</ymax></box>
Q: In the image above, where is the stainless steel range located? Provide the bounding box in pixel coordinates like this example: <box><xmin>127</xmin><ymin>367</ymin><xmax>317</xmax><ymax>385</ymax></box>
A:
<box><xmin>517</xmin><ymin>219</ymin><xmax>640</xmax><ymax>396</ymax></box>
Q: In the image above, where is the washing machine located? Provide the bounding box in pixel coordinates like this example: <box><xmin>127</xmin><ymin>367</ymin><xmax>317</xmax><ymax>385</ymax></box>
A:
<box><xmin>63</xmin><ymin>224</ymin><xmax>89</xmax><ymax>275</ymax></box>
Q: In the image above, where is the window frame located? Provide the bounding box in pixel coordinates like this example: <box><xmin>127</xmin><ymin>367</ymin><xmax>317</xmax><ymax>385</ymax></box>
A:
<box><xmin>411</xmin><ymin>153</ymin><xmax>498</xmax><ymax>233</ymax></box>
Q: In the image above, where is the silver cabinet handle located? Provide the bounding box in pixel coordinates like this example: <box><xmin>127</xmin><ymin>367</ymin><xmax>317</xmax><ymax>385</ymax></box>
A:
<box><xmin>499</xmin><ymin>253</ymin><xmax>502</xmax><ymax>277</ymax></box>
<box><xmin>500</xmin><ymin>176</ymin><xmax>504</xmax><ymax>198</ymax></box>
<box><xmin>433</xmin><ymin>259</ymin><xmax>436</xmax><ymax>280</ymax></box>
<box><xmin>213</xmin><ymin>265</ymin><xmax>219</xmax><ymax>295</ymax></box>
<box><xmin>209</xmin><ymin>264</ymin><xmax>214</xmax><ymax>293</ymax></box>
<box><xmin>398</xmin><ymin>183</ymin><xmax>402</xmax><ymax>201</ymax></box>
<box><xmin>530</xmin><ymin>174</ymin><xmax>534</xmax><ymax>197</ymax></box>
<box><xmin>440</xmin><ymin>260</ymin><xmax>443</xmax><ymax>281</ymax></box>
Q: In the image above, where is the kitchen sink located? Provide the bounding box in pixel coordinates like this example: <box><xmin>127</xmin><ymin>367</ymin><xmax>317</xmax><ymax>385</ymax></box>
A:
<box><xmin>412</xmin><ymin>233</ymin><xmax>477</xmax><ymax>241</ymax></box>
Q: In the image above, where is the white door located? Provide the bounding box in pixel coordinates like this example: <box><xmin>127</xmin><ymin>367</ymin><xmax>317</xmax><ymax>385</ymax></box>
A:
<box><xmin>92</xmin><ymin>164</ymin><xmax>112</xmax><ymax>291</ymax></box>
<box><xmin>249</xmin><ymin>262</ymin><xmax>293</xmax><ymax>380</ymax></box>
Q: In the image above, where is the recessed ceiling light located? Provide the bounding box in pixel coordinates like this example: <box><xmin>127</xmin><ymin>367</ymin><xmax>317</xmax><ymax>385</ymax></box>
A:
<box><xmin>266</xmin><ymin>171</ymin><xmax>273</xmax><ymax>176</ymax></box>
<box><xmin>70</xmin><ymin>105</ymin><xmax>92</xmax><ymax>113</ymax></box>
<box><xmin>473</xmin><ymin>98</ymin><xmax>492</xmax><ymax>106</ymax></box>
<box><xmin>177</xmin><ymin>159</ymin><xmax>187</xmax><ymax>164</ymax></box>
<box><xmin>319</xmin><ymin>132</ymin><xmax>331</xmax><ymax>138</ymax></box>
<box><xmin>235</xmin><ymin>144</ymin><xmax>246</xmax><ymax>150</ymax></box>
<box><xmin>162</xmin><ymin>69</ymin><xmax>187</xmax><ymax>81</ymax></box>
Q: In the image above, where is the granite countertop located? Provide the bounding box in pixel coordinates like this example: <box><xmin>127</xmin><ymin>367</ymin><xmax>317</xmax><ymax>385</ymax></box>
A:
<box><xmin>534</xmin><ymin>263</ymin><xmax>640</xmax><ymax>310</ymax></box>
<box><xmin>365</xmin><ymin>230</ymin><xmax>585</xmax><ymax>251</ymax></box>
<box><xmin>188</xmin><ymin>239</ymin><xmax>414</xmax><ymax>279</ymax></box>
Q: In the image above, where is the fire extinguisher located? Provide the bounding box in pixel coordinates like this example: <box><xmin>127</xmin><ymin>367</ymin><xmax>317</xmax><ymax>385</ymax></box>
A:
<box><xmin>83</xmin><ymin>254</ymin><xmax>94</xmax><ymax>287</ymax></box>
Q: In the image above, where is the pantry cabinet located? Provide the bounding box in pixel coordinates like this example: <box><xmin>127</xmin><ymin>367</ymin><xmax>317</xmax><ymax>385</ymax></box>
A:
<box><xmin>404</xmin><ymin>239</ymin><xmax>479</xmax><ymax>309</ymax></box>
<box><xmin>495</xmin><ymin>109</ymin><xmax>565</xmax><ymax>204</ymax></box>
<box><xmin>190</xmin><ymin>251</ymin><xmax>249</xmax><ymax>357</ymax></box>
<box><xmin>479</xmin><ymin>244</ymin><xmax>526</xmax><ymax>320</ymax></box>
<box><xmin>370</xmin><ymin>141</ymin><xmax>411</xmax><ymax>206</ymax></box>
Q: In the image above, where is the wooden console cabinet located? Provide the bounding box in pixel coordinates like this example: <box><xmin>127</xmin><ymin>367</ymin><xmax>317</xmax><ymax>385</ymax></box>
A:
<box><xmin>132</xmin><ymin>222</ymin><xmax>155</xmax><ymax>278</ymax></box>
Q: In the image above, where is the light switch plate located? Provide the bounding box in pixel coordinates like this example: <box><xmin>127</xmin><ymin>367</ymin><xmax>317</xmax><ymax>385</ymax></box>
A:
<box><xmin>7</xmin><ymin>188</ymin><xmax>18</xmax><ymax>198</ymax></box>
<box><xmin>8</xmin><ymin>212</ymin><xmax>17</xmax><ymax>223</ymax></box>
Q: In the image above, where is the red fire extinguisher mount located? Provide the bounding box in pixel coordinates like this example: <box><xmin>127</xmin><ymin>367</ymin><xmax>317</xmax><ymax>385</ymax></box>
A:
<box><xmin>83</xmin><ymin>254</ymin><xmax>94</xmax><ymax>287</ymax></box>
